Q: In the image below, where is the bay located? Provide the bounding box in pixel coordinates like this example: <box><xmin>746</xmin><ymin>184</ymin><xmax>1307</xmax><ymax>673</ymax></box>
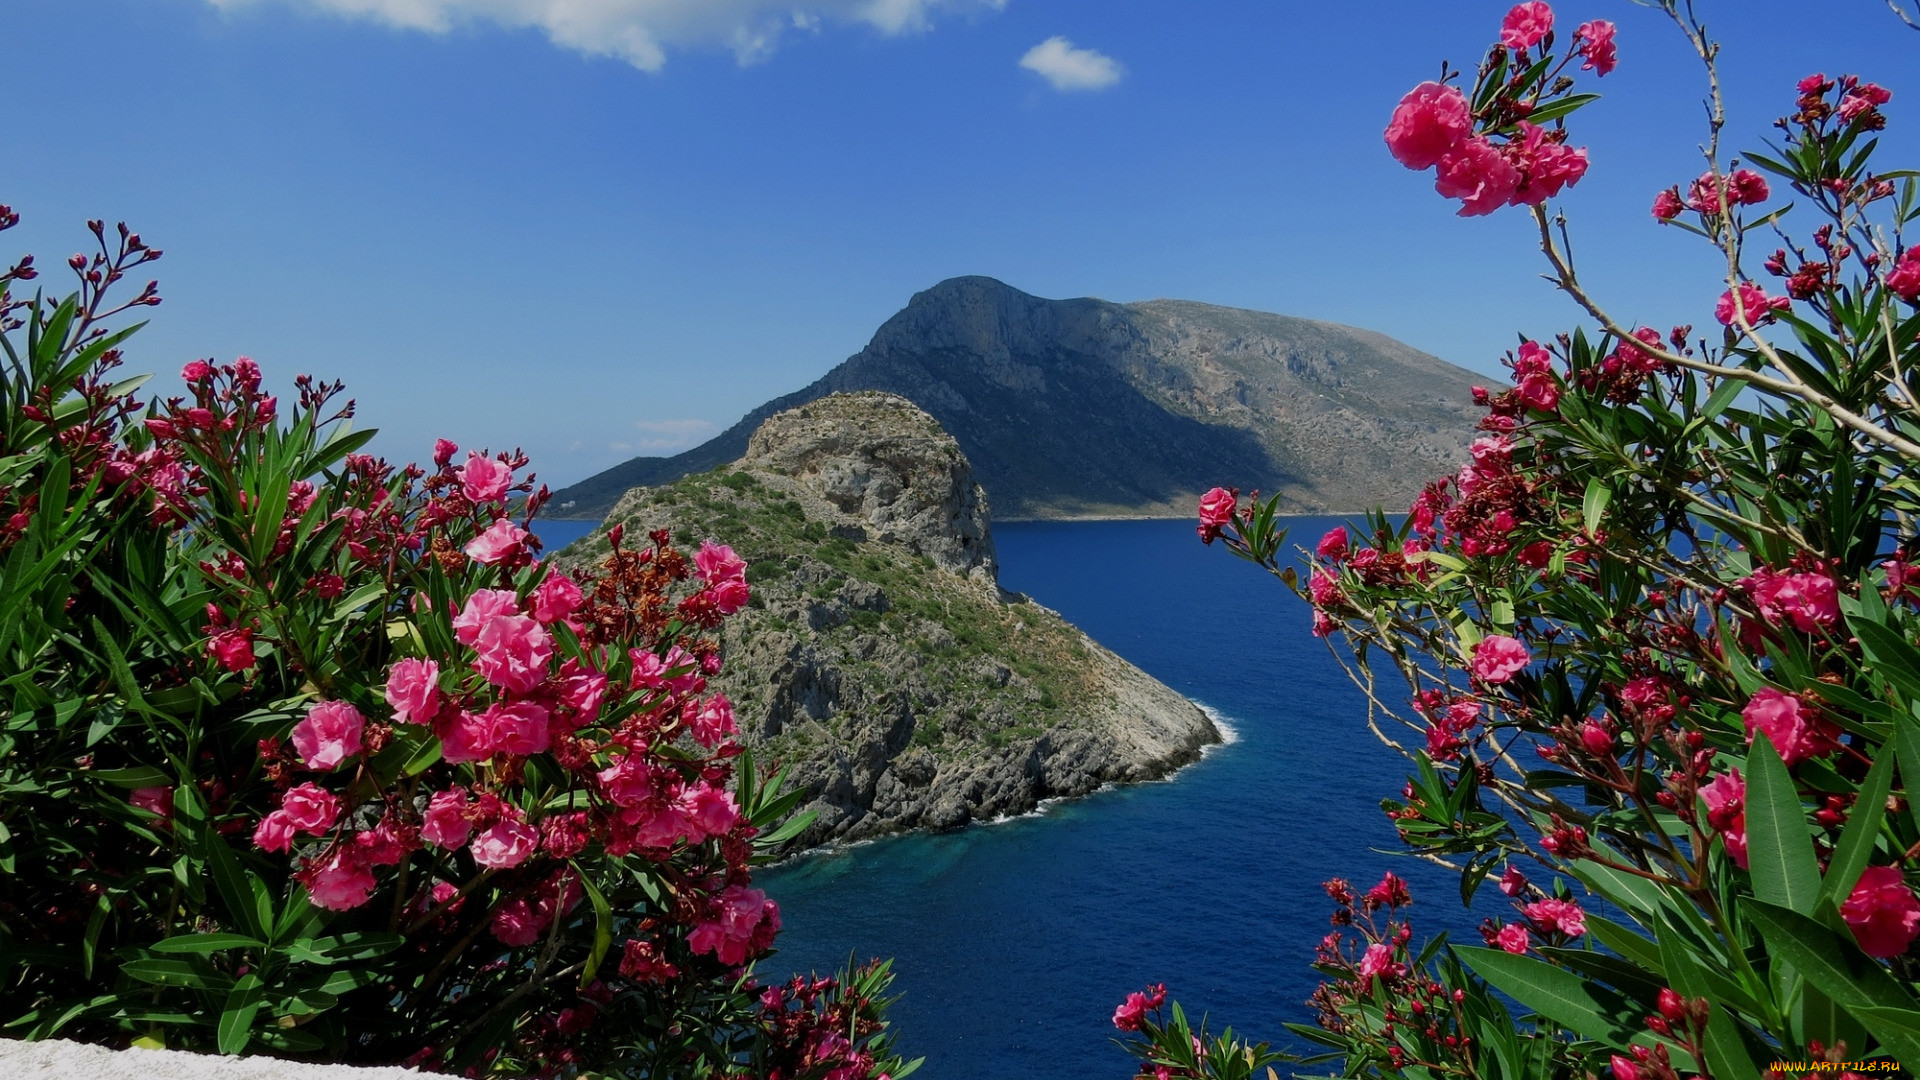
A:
<box><xmin>750</xmin><ymin>518</ymin><xmax>1490</xmax><ymax>1080</ymax></box>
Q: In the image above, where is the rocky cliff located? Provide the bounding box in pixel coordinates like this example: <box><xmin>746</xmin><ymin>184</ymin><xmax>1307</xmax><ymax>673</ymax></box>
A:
<box><xmin>554</xmin><ymin>392</ymin><xmax>1219</xmax><ymax>850</ymax></box>
<box><xmin>549</xmin><ymin>277</ymin><xmax>1489</xmax><ymax>520</ymax></box>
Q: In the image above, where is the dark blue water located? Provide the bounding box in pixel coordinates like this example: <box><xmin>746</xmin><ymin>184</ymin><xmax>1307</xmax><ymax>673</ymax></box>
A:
<box><xmin>529</xmin><ymin>518</ymin><xmax>598</xmax><ymax>555</ymax></box>
<box><xmin>712</xmin><ymin>517</ymin><xmax>1496</xmax><ymax>1080</ymax></box>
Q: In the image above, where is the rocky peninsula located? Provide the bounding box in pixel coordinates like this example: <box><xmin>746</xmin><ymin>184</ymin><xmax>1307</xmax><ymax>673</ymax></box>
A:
<box><xmin>554</xmin><ymin>392</ymin><xmax>1219</xmax><ymax>851</ymax></box>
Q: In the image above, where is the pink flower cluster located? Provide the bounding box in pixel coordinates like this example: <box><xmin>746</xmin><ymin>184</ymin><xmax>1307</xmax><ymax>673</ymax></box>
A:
<box><xmin>1742</xmin><ymin>687</ymin><xmax>1840</xmax><ymax>767</ymax></box>
<box><xmin>687</xmin><ymin>884</ymin><xmax>781</xmax><ymax>966</ymax></box>
<box><xmin>1385</xmin><ymin>6</ymin><xmax>1603</xmax><ymax>217</ymax></box>
<box><xmin>1111</xmin><ymin>983</ymin><xmax>1167</xmax><ymax>1032</ymax></box>
<box><xmin>1740</xmin><ymin>563</ymin><xmax>1839</xmax><ymax>633</ymax></box>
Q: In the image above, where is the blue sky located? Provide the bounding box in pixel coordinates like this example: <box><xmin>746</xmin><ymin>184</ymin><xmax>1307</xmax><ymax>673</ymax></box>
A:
<box><xmin>7</xmin><ymin>0</ymin><xmax>1916</xmax><ymax>488</ymax></box>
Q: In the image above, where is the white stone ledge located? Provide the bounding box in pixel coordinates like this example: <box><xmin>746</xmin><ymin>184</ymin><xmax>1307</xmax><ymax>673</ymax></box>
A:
<box><xmin>0</xmin><ymin>1038</ymin><xmax>427</xmax><ymax>1080</ymax></box>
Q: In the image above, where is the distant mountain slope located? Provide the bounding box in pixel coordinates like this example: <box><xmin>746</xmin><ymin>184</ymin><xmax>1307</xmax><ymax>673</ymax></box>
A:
<box><xmin>550</xmin><ymin>277</ymin><xmax>1488</xmax><ymax>520</ymax></box>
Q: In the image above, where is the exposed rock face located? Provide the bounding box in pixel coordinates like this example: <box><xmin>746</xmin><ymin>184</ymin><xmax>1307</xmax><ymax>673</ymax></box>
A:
<box><xmin>741</xmin><ymin>394</ymin><xmax>996</xmax><ymax>581</ymax></box>
<box><xmin>549</xmin><ymin>276</ymin><xmax>1489</xmax><ymax>520</ymax></box>
<box><xmin>560</xmin><ymin>393</ymin><xmax>1218</xmax><ymax>850</ymax></box>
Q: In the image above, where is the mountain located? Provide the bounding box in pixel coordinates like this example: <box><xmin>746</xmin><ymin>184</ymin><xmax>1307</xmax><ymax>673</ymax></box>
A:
<box><xmin>549</xmin><ymin>277</ymin><xmax>1488</xmax><ymax>520</ymax></box>
<box><xmin>553</xmin><ymin>392</ymin><xmax>1218</xmax><ymax>849</ymax></box>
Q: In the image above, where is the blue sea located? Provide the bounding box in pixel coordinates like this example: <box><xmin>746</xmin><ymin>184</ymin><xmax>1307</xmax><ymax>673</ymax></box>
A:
<box><xmin>529</xmin><ymin>517</ymin><xmax>1491</xmax><ymax>1079</ymax></box>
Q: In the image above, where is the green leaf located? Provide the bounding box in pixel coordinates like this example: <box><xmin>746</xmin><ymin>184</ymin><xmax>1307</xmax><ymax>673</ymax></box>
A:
<box><xmin>1746</xmin><ymin>732</ymin><xmax>1822</xmax><ymax>916</ymax></box>
<box><xmin>1744</xmin><ymin>900</ymin><xmax>1920</xmax><ymax>1062</ymax></box>
<box><xmin>1582</xmin><ymin>478</ymin><xmax>1612</xmax><ymax>536</ymax></box>
<box><xmin>1454</xmin><ymin>946</ymin><xmax>1639</xmax><ymax>1045</ymax></box>
<box><xmin>577</xmin><ymin>868</ymin><xmax>614</xmax><ymax>987</ymax></box>
<box><xmin>217</xmin><ymin>974</ymin><xmax>264</xmax><ymax>1055</ymax></box>
<box><xmin>90</xmin><ymin>766</ymin><xmax>173</xmax><ymax>789</ymax></box>
<box><xmin>1851</xmin><ymin>618</ymin><xmax>1920</xmax><ymax>701</ymax></box>
<box><xmin>150</xmin><ymin>933</ymin><xmax>265</xmax><ymax>956</ymax></box>
<box><xmin>118</xmin><ymin>957</ymin><xmax>235</xmax><ymax>993</ymax></box>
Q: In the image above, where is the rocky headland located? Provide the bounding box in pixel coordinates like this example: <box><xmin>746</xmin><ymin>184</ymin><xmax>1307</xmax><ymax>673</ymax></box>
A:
<box><xmin>554</xmin><ymin>392</ymin><xmax>1219</xmax><ymax>851</ymax></box>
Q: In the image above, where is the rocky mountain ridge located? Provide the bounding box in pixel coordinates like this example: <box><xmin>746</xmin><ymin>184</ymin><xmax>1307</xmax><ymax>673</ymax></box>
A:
<box><xmin>554</xmin><ymin>392</ymin><xmax>1220</xmax><ymax>850</ymax></box>
<box><xmin>551</xmin><ymin>277</ymin><xmax>1489</xmax><ymax>520</ymax></box>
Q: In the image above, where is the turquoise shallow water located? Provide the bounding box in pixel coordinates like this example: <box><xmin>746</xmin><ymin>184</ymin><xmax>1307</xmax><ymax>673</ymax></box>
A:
<box><xmin>526</xmin><ymin>516</ymin><xmax>1488</xmax><ymax>1079</ymax></box>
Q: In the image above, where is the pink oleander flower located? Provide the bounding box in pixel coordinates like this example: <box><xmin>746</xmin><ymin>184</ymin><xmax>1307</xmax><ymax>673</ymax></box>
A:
<box><xmin>1611</xmin><ymin>1055</ymin><xmax>1642</xmax><ymax>1080</ymax></box>
<box><xmin>1887</xmin><ymin>248</ymin><xmax>1920</xmax><ymax>302</ymax></box>
<box><xmin>1316</xmin><ymin>526</ymin><xmax>1349</xmax><ymax>561</ymax></box>
<box><xmin>1358</xmin><ymin>943</ymin><xmax>1406</xmax><ymax>987</ymax></box>
<box><xmin>1500</xmin><ymin>2</ymin><xmax>1554</xmax><ymax>51</ymax></box>
<box><xmin>207</xmin><ymin>626</ymin><xmax>256</xmax><ymax>673</ymax></box>
<box><xmin>1687</xmin><ymin>169</ymin><xmax>1769</xmax><ymax>212</ymax></box>
<box><xmin>480</xmin><ymin>700</ymin><xmax>551</xmax><ymax>757</ymax></box>
<box><xmin>695</xmin><ymin>540</ymin><xmax>747</xmax><ymax>584</ymax></box>
<box><xmin>433</xmin><ymin>438</ymin><xmax>458</xmax><ymax>467</ymax></box>
<box><xmin>471</xmin><ymin>818</ymin><xmax>539</xmax><ymax>869</ymax></box>
<box><xmin>681</xmin><ymin>784</ymin><xmax>740</xmax><ymax>840</ymax></box>
<box><xmin>1573</xmin><ymin>19</ymin><xmax>1616</xmax><ymax>75</ymax></box>
<box><xmin>461</xmin><ymin>453</ymin><xmax>512</xmax><ymax>504</ymax></box>
<box><xmin>1471</xmin><ymin>635</ymin><xmax>1531</xmax><ymax>684</ymax></box>
<box><xmin>303</xmin><ymin>847</ymin><xmax>377</xmax><ymax>911</ymax></box>
<box><xmin>438</xmin><ymin>709</ymin><xmax>493</xmax><ymax>765</ymax></box>
<box><xmin>453</xmin><ymin>589</ymin><xmax>521</xmax><ymax>645</ymax></box>
<box><xmin>1522</xmin><ymin>897</ymin><xmax>1587</xmax><ymax>937</ymax></box>
<box><xmin>557</xmin><ymin>658</ymin><xmax>610</xmax><ymax>725</ymax></box>
<box><xmin>687</xmin><ymin>694</ymin><xmax>737</xmax><ymax>748</ymax></box>
<box><xmin>1652</xmin><ymin>188</ymin><xmax>1684</xmax><ymax>221</ymax></box>
<box><xmin>253</xmin><ymin>812</ymin><xmax>297</xmax><ymax>853</ymax></box>
<box><xmin>291</xmin><ymin>700</ymin><xmax>366</xmax><ymax>771</ymax></box>
<box><xmin>1499</xmin><ymin>864</ymin><xmax>1528</xmax><ymax>896</ymax></box>
<box><xmin>281</xmin><ymin>782</ymin><xmax>342</xmax><ymax>834</ymax></box>
<box><xmin>1385</xmin><ymin>81</ymin><xmax>1472</xmax><ymax>170</ymax></box>
<box><xmin>1700</xmin><ymin>768</ymin><xmax>1749</xmax><ymax>868</ymax></box>
<box><xmin>1197</xmin><ymin>487</ymin><xmax>1236</xmax><ymax>528</ymax></box>
<box><xmin>1111</xmin><ymin>992</ymin><xmax>1151</xmax><ymax>1031</ymax></box>
<box><xmin>1743</xmin><ymin>687</ymin><xmax>1840</xmax><ymax>766</ymax></box>
<box><xmin>1496</xmin><ymin>922</ymin><xmax>1530</xmax><ymax>954</ymax></box>
<box><xmin>130</xmin><ymin>786</ymin><xmax>173</xmax><ymax>822</ymax></box>
<box><xmin>1715</xmin><ymin>282</ymin><xmax>1791</xmax><ymax>327</ymax></box>
<box><xmin>384</xmin><ymin>658</ymin><xmax>440</xmax><ymax>726</ymax></box>
<box><xmin>708</xmin><ymin>577</ymin><xmax>751</xmax><ymax>615</ymax></box>
<box><xmin>464</xmin><ymin>518</ymin><xmax>528</xmax><ymax>566</ymax></box>
<box><xmin>1839</xmin><ymin>82</ymin><xmax>1893</xmax><ymax>123</ymax></box>
<box><xmin>687</xmin><ymin>885</ymin><xmax>780</xmax><ymax>967</ymax></box>
<box><xmin>1507</xmin><ymin>123</ymin><xmax>1589</xmax><ymax>206</ymax></box>
<box><xmin>1517</xmin><ymin>371</ymin><xmax>1560</xmax><ymax>411</ymax></box>
<box><xmin>531</xmin><ymin>571</ymin><xmax>584</xmax><ymax>624</ymax></box>
<box><xmin>471</xmin><ymin>611</ymin><xmax>553</xmax><ymax>694</ymax></box>
<box><xmin>420</xmin><ymin>789</ymin><xmax>473</xmax><ymax>849</ymax></box>
<box><xmin>1743</xmin><ymin>566</ymin><xmax>1839</xmax><ymax>633</ymax></box>
<box><xmin>1842</xmin><ymin>865</ymin><xmax>1920</xmax><ymax>958</ymax></box>
<box><xmin>1436</xmin><ymin>137</ymin><xmax>1521</xmax><ymax>217</ymax></box>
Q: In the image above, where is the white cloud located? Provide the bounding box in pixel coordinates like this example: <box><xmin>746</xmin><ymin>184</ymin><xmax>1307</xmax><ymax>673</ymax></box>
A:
<box><xmin>631</xmin><ymin>417</ymin><xmax>717</xmax><ymax>452</ymax></box>
<box><xmin>1018</xmin><ymin>35</ymin><xmax>1120</xmax><ymax>91</ymax></box>
<box><xmin>206</xmin><ymin>0</ymin><xmax>1008</xmax><ymax>70</ymax></box>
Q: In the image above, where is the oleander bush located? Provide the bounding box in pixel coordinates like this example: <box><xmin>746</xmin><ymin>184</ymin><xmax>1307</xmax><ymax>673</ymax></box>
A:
<box><xmin>1124</xmin><ymin>3</ymin><xmax>1920</xmax><ymax>1078</ymax></box>
<box><xmin>0</xmin><ymin>213</ymin><xmax>916</xmax><ymax>1079</ymax></box>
